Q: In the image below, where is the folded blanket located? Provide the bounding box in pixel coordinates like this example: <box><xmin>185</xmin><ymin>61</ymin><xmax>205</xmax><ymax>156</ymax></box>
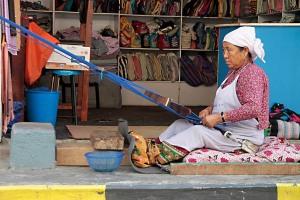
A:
<box><xmin>183</xmin><ymin>137</ymin><xmax>300</xmax><ymax>163</ymax></box>
<box><xmin>270</xmin><ymin>119</ymin><xmax>300</xmax><ymax>139</ymax></box>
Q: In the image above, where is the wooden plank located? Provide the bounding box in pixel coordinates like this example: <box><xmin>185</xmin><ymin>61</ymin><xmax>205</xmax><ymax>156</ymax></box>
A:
<box><xmin>170</xmin><ymin>163</ymin><xmax>300</xmax><ymax>175</ymax></box>
<box><xmin>56</xmin><ymin>141</ymin><xmax>94</xmax><ymax>166</ymax></box>
<box><xmin>56</xmin><ymin>140</ymin><xmax>130</xmax><ymax>166</ymax></box>
<box><xmin>77</xmin><ymin>0</ymin><xmax>93</xmax><ymax>122</ymax></box>
<box><xmin>79</xmin><ymin>71</ymin><xmax>90</xmax><ymax>121</ymax></box>
<box><xmin>45</xmin><ymin>62</ymin><xmax>89</xmax><ymax>71</ymax></box>
<box><xmin>11</xmin><ymin>13</ymin><xmax>26</xmax><ymax>103</ymax></box>
<box><xmin>14</xmin><ymin>0</ymin><xmax>21</xmax><ymax>49</ymax></box>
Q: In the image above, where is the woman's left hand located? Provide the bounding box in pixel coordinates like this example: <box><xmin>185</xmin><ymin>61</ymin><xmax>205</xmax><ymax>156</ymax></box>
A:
<box><xmin>201</xmin><ymin>113</ymin><xmax>223</xmax><ymax>128</ymax></box>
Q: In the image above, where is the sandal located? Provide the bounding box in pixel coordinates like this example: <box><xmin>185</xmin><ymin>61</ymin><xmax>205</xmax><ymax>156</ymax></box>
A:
<box><xmin>120</xmin><ymin>17</ymin><xmax>135</xmax><ymax>38</ymax></box>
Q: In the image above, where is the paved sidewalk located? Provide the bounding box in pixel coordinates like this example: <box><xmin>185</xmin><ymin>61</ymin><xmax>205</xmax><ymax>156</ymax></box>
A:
<box><xmin>0</xmin><ymin>165</ymin><xmax>300</xmax><ymax>200</ymax></box>
<box><xmin>1</xmin><ymin>138</ymin><xmax>300</xmax><ymax>200</ymax></box>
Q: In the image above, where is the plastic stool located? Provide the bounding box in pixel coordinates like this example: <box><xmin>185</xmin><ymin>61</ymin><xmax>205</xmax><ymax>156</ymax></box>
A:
<box><xmin>60</xmin><ymin>80</ymin><xmax>100</xmax><ymax>109</ymax></box>
<box><xmin>50</xmin><ymin>70</ymin><xmax>82</xmax><ymax>125</ymax></box>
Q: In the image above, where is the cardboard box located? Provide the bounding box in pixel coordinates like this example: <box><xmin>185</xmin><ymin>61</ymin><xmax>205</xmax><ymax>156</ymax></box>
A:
<box><xmin>45</xmin><ymin>44</ymin><xmax>90</xmax><ymax>71</ymax></box>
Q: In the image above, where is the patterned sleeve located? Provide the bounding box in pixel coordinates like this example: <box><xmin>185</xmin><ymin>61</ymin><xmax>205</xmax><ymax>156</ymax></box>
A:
<box><xmin>226</xmin><ymin>66</ymin><xmax>266</xmax><ymax>123</ymax></box>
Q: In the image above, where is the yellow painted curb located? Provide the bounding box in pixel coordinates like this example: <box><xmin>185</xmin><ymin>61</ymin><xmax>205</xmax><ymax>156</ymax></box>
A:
<box><xmin>277</xmin><ymin>183</ymin><xmax>300</xmax><ymax>200</ymax></box>
<box><xmin>0</xmin><ymin>185</ymin><xmax>106</xmax><ymax>200</ymax></box>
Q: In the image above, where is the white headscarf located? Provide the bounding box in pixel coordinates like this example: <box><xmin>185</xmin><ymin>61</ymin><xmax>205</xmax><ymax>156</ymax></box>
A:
<box><xmin>223</xmin><ymin>27</ymin><xmax>265</xmax><ymax>63</ymax></box>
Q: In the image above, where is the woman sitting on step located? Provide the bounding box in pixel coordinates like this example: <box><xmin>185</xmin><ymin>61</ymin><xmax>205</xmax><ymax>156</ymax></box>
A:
<box><xmin>144</xmin><ymin>26</ymin><xmax>270</xmax><ymax>165</ymax></box>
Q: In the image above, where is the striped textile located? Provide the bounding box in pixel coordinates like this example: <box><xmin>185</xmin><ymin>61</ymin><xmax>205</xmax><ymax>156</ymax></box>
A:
<box><xmin>126</xmin><ymin>54</ymin><xmax>136</xmax><ymax>81</ymax></box>
<box><xmin>136</xmin><ymin>52</ymin><xmax>149</xmax><ymax>81</ymax></box>
<box><xmin>144</xmin><ymin>53</ymin><xmax>154</xmax><ymax>80</ymax></box>
<box><xmin>277</xmin><ymin>120</ymin><xmax>300</xmax><ymax>139</ymax></box>
<box><xmin>167</xmin><ymin>53</ymin><xmax>179</xmax><ymax>83</ymax></box>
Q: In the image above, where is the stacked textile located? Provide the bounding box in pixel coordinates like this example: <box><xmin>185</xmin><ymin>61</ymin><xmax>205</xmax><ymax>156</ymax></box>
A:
<box><xmin>269</xmin><ymin>103</ymin><xmax>300</xmax><ymax>140</ymax></box>
<box><xmin>117</xmin><ymin>52</ymin><xmax>179</xmax><ymax>82</ymax></box>
<box><xmin>120</xmin><ymin>17</ymin><xmax>180</xmax><ymax>50</ymax></box>
<box><xmin>181</xmin><ymin>23</ymin><xmax>218</xmax><ymax>51</ymax></box>
<box><xmin>120</xmin><ymin>0</ymin><xmax>181</xmax><ymax>16</ymax></box>
<box><xmin>55</xmin><ymin>26</ymin><xmax>119</xmax><ymax>72</ymax></box>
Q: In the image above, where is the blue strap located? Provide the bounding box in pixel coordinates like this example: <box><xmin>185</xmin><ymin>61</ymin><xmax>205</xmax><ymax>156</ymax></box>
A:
<box><xmin>0</xmin><ymin>16</ymin><xmax>202</xmax><ymax>124</ymax></box>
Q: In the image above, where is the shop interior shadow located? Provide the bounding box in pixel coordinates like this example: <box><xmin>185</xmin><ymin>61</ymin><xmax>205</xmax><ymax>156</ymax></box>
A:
<box><xmin>54</xmin><ymin>106</ymin><xmax>206</xmax><ymax>139</ymax></box>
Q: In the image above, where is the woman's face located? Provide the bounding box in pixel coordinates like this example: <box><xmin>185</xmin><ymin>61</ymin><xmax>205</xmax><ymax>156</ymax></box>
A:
<box><xmin>222</xmin><ymin>41</ymin><xmax>249</xmax><ymax>70</ymax></box>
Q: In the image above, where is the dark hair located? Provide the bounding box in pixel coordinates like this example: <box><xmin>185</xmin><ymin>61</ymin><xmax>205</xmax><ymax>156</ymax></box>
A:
<box><xmin>237</xmin><ymin>46</ymin><xmax>252</xmax><ymax>59</ymax></box>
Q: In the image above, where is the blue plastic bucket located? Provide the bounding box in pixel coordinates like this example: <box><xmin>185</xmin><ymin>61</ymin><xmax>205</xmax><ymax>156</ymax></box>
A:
<box><xmin>26</xmin><ymin>88</ymin><xmax>60</xmax><ymax>126</ymax></box>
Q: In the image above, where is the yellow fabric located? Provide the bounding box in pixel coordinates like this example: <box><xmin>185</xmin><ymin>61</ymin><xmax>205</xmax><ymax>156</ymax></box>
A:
<box><xmin>130</xmin><ymin>131</ymin><xmax>160</xmax><ymax>168</ymax></box>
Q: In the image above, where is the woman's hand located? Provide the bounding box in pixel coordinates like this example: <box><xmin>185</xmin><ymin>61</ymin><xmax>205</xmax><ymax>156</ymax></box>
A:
<box><xmin>199</xmin><ymin>107</ymin><xmax>211</xmax><ymax>118</ymax></box>
<box><xmin>201</xmin><ymin>113</ymin><xmax>223</xmax><ymax>128</ymax></box>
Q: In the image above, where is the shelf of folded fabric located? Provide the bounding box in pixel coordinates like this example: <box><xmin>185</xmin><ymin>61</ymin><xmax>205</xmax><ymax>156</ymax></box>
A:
<box><xmin>22</xmin><ymin>10</ymin><xmax>53</xmax><ymax>13</ymax></box>
<box><xmin>182</xmin><ymin>16</ymin><xmax>238</xmax><ymax>23</ymax></box>
<box><xmin>54</xmin><ymin>13</ymin><xmax>119</xmax><ymax>38</ymax></box>
<box><xmin>120</xmin><ymin>14</ymin><xmax>181</xmax><ymax>18</ymax></box>
<box><xmin>20</xmin><ymin>2</ymin><xmax>54</xmax><ymax>34</ymax></box>
<box><xmin>238</xmin><ymin>15</ymin><xmax>259</xmax><ymax>23</ymax></box>
<box><xmin>284</xmin><ymin>8</ymin><xmax>300</xmax><ymax>13</ymax></box>
<box><xmin>90</xmin><ymin>59</ymin><xmax>118</xmax><ymax>73</ymax></box>
<box><xmin>20</xmin><ymin>0</ymin><xmax>52</xmax><ymax>12</ymax></box>
<box><xmin>90</xmin><ymin>49</ymin><xmax>118</xmax><ymax>74</ymax></box>
<box><xmin>256</xmin><ymin>12</ymin><xmax>283</xmax><ymax>23</ymax></box>
<box><xmin>54</xmin><ymin>11</ymin><xmax>119</xmax><ymax>16</ymax></box>
<box><xmin>19</xmin><ymin>13</ymin><xmax>53</xmax><ymax>34</ymax></box>
<box><xmin>90</xmin><ymin>53</ymin><xmax>118</xmax><ymax>73</ymax></box>
<box><xmin>120</xmin><ymin>47</ymin><xmax>180</xmax><ymax>51</ymax></box>
<box><xmin>257</xmin><ymin>11</ymin><xmax>283</xmax><ymax>17</ymax></box>
<box><xmin>54</xmin><ymin>18</ymin><xmax>118</xmax><ymax>39</ymax></box>
<box><xmin>54</xmin><ymin>11</ymin><xmax>79</xmax><ymax>14</ymax></box>
<box><xmin>93</xmin><ymin>12</ymin><xmax>119</xmax><ymax>16</ymax></box>
<box><xmin>181</xmin><ymin>49</ymin><xmax>218</xmax><ymax>52</ymax></box>
<box><xmin>119</xmin><ymin>0</ymin><xmax>181</xmax><ymax>17</ymax></box>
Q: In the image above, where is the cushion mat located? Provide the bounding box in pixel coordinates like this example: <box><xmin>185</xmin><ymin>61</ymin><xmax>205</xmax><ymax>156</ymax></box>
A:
<box><xmin>184</xmin><ymin>137</ymin><xmax>300</xmax><ymax>163</ymax></box>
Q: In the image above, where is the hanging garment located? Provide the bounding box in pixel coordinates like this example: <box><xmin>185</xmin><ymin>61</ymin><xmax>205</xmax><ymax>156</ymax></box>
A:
<box><xmin>1</xmin><ymin>0</ymin><xmax>18</xmax><ymax>55</ymax></box>
<box><xmin>2</xmin><ymin>41</ymin><xmax>14</xmax><ymax>133</ymax></box>
<box><xmin>25</xmin><ymin>22</ymin><xmax>60</xmax><ymax>85</ymax></box>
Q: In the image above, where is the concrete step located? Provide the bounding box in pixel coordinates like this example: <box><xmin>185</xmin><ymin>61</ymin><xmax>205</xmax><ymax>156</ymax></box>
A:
<box><xmin>56</xmin><ymin>126</ymin><xmax>168</xmax><ymax>167</ymax></box>
<box><xmin>1</xmin><ymin>134</ymin><xmax>300</xmax><ymax>199</ymax></box>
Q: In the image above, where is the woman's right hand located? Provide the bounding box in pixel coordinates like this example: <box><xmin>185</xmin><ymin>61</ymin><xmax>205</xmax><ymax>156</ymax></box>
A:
<box><xmin>199</xmin><ymin>107</ymin><xmax>212</xmax><ymax>118</ymax></box>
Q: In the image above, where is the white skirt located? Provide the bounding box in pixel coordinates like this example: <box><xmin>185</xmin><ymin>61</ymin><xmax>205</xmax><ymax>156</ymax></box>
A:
<box><xmin>159</xmin><ymin>119</ymin><xmax>242</xmax><ymax>152</ymax></box>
